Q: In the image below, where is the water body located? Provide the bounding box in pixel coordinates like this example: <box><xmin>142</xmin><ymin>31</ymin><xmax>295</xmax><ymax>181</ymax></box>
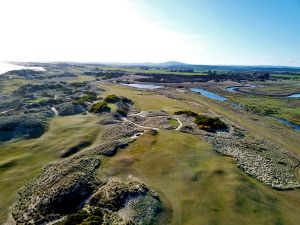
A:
<box><xmin>122</xmin><ymin>83</ymin><xmax>162</xmax><ymax>89</ymax></box>
<box><xmin>225</xmin><ymin>84</ymin><xmax>257</xmax><ymax>93</ymax></box>
<box><xmin>288</xmin><ymin>93</ymin><xmax>300</xmax><ymax>98</ymax></box>
<box><xmin>272</xmin><ymin>117</ymin><xmax>300</xmax><ymax>131</ymax></box>
<box><xmin>190</xmin><ymin>87</ymin><xmax>299</xmax><ymax>131</ymax></box>
<box><xmin>0</xmin><ymin>62</ymin><xmax>45</xmax><ymax>75</ymax></box>
<box><xmin>190</xmin><ymin>88</ymin><xmax>227</xmax><ymax>101</ymax></box>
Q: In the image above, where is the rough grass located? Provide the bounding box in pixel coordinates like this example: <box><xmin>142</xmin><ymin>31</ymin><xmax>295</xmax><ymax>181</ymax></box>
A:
<box><xmin>99</xmin><ymin>83</ymin><xmax>300</xmax><ymax>155</ymax></box>
<box><xmin>227</xmin><ymin>95</ymin><xmax>300</xmax><ymax>125</ymax></box>
<box><xmin>270</xmin><ymin>74</ymin><xmax>300</xmax><ymax>80</ymax></box>
<box><xmin>98</xmin><ymin>130</ymin><xmax>300</xmax><ymax>225</ymax></box>
<box><xmin>99</xmin><ymin>83</ymin><xmax>202</xmax><ymax>114</ymax></box>
<box><xmin>0</xmin><ymin>114</ymin><xmax>102</xmax><ymax>223</ymax></box>
<box><xmin>66</xmin><ymin>75</ymin><xmax>96</xmax><ymax>83</ymax></box>
<box><xmin>100</xmin><ymin>66</ymin><xmax>208</xmax><ymax>76</ymax></box>
<box><xmin>167</xmin><ymin>118</ymin><xmax>179</xmax><ymax>127</ymax></box>
<box><xmin>0</xmin><ymin>78</ymin><xmax>36</xmax><ymax>95</ymax></box>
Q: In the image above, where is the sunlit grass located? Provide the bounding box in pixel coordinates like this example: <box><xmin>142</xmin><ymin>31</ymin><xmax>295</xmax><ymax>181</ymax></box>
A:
<box><xmin>0</xmin><ymin>114</ymin><xmax>102</xmax><ymax>223</ymax></box>
<box><xmin>98</xmin><ymin>130</ymin><xmax>300</xmax><ymax>225</ymax></box>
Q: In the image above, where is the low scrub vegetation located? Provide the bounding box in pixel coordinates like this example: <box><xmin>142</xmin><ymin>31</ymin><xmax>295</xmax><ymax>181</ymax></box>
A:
<box><xmin>104</xmin><ymin>95</ymin><xmax>120</xmax><ymax>103</ymax></box>
<box><xmin>75</xmin><ymin>91</ymin><xmax>98</xmax><ymax>103</ymax></box>
<box><xmin>174</xmin><ymin>110</ymin><xmax>227</xmax><ymax>132</ymax></box>
<box><xmin>174</xmin><ymin>110</ymin><xmax>198</xmax><ymax>117</ymax></box>
<box><xmin>89</xmin><ymin>102</ymin><xmax>110</xmax><ymax>113</ymax></box>
<box><xmin>195</xmin><ymin>115</ymin><xmax>227</xmax><ymax>132</ymax></box>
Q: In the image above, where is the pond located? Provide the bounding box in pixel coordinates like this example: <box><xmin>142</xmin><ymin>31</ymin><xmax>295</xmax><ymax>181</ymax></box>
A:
<box><xmin>288</xmin><ymin>93</ymin><xmax>300</xmax><ymax>98</ymax></box>
<box><xmin>190</xmin><ymin>88</ymin><xmax>227</xmax><ymax>101</ymax></box>
<box><xmin>190</xmin><ymin>87</ymin><xmax>300</xmax><ymax>132</ymax></box>
<box><xmin>122</xmin><ymin>83</ymin><xmax>163</xmax><ymax>89</ymax></box>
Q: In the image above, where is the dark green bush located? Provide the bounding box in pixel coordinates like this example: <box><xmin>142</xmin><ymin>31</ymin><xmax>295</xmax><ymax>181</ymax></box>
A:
<box><xmin>116</xmin><ymin>108</ymin><xmax>127</xmax><ymax>116</ymax></box>
<box><xmin>89</xmin><ymin>101</ymin><xmax>110</xmax><ymax>113</ymax></box>
<box><xmin>104</xmin><ymin>95</ymin><xmax>120</xmax><ymax>103</ymax></box>
<box><xmin>174</xmin><ymin>110</ymin><xmax>198</xmax><ymax>117</ymax></box>
<box><xmin>195</xmin><ymin>115</ymin><xmax>227</xmax><ymax>132</ymax></box>
<box><xmin>77</xmin><ymin>92</ymin><xmax>98</xmax><ymax>103</ymax></box>
<box><xmin>120</xmin><ymin>96</ymin><xmax>133</xmax><ymax>105</ymax></box>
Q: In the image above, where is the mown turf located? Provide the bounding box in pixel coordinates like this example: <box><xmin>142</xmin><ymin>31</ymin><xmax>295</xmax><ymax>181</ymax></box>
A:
<box><xmin>98</xmin><ymin>130</ymin><xmax>300</xmax><ymax>225</ymax></box>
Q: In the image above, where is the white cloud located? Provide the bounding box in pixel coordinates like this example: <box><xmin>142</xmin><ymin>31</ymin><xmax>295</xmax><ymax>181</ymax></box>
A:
<box><xmin>0</xmin><ymin>0</ymin><xmax>209</xmax><ymax>63</ymax></box>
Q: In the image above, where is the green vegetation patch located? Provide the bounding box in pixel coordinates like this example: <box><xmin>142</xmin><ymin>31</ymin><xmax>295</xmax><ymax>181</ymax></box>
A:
<box><xmin>89</xmin><ymin>101</ymin><xmax>111</xmax><ymax>113</ymax></box>
<box><xmin>167</xmin><ymin>118</ymin><xmax>179</xmax><ymax>126</ymax></box>
<box><xmin>104</xmin><ymin>94</ymin><xmax>120</xmax><ymax>103</ymax></box>
<box><xmin>270</xmin><ymin>74</ymin><xmax>300</xmax><ymax>80</ymax></box>
<box><xmin>227</xmin><ymin>95</ymin><xmax>300</xmax><ymax>125</ymax></box>
<box><xmin>26</xmin><ymin>97</ymin><xmax>49</xmax><ymax>104</ymax></box>
<box><xmin>75</xmin><ymin>91</ymin><xmax>98</xmax><ymax>103</ymax></box>
<box><xmin>174</xmin><ymin>110</ymin><xmax>227</xmax><ymax>131</ymax></box>
<box><xmin>195</xmin><ymin>115</ymin><xmax>227</xmax><ymax>132</ymax></box>
<box><xmin>174</xmin><ymin>110</ymin><xmax>198</xmax><ymax>117</ymax></box>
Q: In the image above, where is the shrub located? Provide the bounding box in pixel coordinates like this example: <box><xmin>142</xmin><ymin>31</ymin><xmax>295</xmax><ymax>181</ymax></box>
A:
<box><xmin>104</xmin><ymin>95</ymin><xmax>120</xmax><ymax>103</ymax></box>
<box><xmin>116</xmin><ymin>108</ymin><xmax>127</xmax><ymax>116</ymax></box>
<box><xmin>89</xmin><ymin>101</ymin><xmax>110</xmax><ymax>113</ymax></box>
<box><xmin>195</xmin><ymin>115</ymin><xmax>227</xmax><ymax>132</ymax></box>
<box><xmin>120</xmin><ymin>96</ymin><xmax>133</xmax><ymax>105</ymax></box>
<box><xmin>78</xmin><ymin>92</ymin><xmax>98</xmax><ymax>102</ymax></box>
<box><xmin>174</xmin><ymin>110</ymin><xmax>198</xmax><ymax>117</ymax></box>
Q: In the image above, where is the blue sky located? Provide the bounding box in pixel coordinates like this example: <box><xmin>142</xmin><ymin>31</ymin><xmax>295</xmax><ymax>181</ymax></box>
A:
<box><xmin>0</xmin><ymin>0</ymin><xmax>299</xmax><ymax>66</ymax></box>
<box><xmin>137</xmin><ymin>0</ymin><xmax>300</xmax><ymax>65</ymax></box>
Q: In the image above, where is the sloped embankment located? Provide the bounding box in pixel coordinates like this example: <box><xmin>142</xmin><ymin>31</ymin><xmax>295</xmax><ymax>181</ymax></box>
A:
<box><xmin>177</xmin><ymin>114</ymin><xmax>300</xmax><ymax>190</ymax></box>
<box><xmin>9</xmin><ymin>99</ymin><xmax>168</xmax><ymax>225</ymax></box>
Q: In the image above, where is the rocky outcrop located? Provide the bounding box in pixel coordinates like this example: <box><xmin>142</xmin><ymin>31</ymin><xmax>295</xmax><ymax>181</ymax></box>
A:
<box><xmin>0</xmin><ymin>113</ymin><xmax>47</xmax><ymax>141</ymax></box>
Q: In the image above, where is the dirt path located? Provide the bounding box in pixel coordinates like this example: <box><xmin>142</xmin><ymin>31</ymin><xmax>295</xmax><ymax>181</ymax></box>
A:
<box><xmin>175</xmin><ymin>118</ymin><xmax>182</xmax><ymax>131</ymax></box>
<box><xmin>0</xmin><ymin>109</ymin><xmax>14</xmax><ymax>114</ymax></box>
<box><xmin>51</xmin><ymin>107</ymin><xmax>58</xmax><ymax>116</ymax></box>
<box><xmin>122</xmin><ymin>118</ymin><xmax>159</xmax><ymax>130</ymax></box>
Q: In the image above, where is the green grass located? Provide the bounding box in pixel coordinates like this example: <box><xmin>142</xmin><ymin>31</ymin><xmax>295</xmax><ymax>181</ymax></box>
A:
<box><xmin>167</xmin><ymin>118</ymin><xmax>179</xmax><ymax>126</ymax></box>
<box><xmin>66</xmin><ymin>75</ymin><xmax>96</xmax><ymax>83</ymax></box>
<box><xmin>270</xmin><ymin>74</ymin><xmax>300</xmax><ymax>80</ymax></box>
<box><xmin>99</xmin><ymin>66</ymin><xmax>208</xmax><ymax>76</ymax></box>
<box><xmin>27</xmin><ymin>97</ymin><xmax>49</xmax><ymax>104</ymax></box>
<box><xmin>99</xmin><ymin>83</ymin><xmax>201</xmax><ymax>113</ymax></box>
<box><xmin>107</xmin><ymin>103</ymin><xmax>117</xmax><ymax>111</ymax></box>
<box><xmin>247</xmin><ymin>82</ymin><xmax>300</xmax><ymax>95</ymax></box>
<box><xmin>0</xmin><ymin>78</ymin><xmax>36</xmax><ymax>95</ymax></box>
<box><xmin>227</xmin><ymin>95</ymin><xmax>300</xmax><ymax>125</ymax></box>
<box><xmin>98</xmin><ymin>130</ymin><xmax>300</xmax><ymax>225</ymax></box>
<box><xmin>0</xmin><ymin>114</ymin><xmax>103</xmax><ymax>223</ymax></box>
<box><xmin>100</xmin><ymin>82</ymin><xmax>300</xmax><ymax>155</ymax></box>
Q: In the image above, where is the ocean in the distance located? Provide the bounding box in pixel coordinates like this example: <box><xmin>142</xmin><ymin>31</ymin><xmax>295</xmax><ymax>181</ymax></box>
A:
<box><xmin>0</xmin><ymin>62</ymin><xmax>45</xmax><ymax>75</ymax></box>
